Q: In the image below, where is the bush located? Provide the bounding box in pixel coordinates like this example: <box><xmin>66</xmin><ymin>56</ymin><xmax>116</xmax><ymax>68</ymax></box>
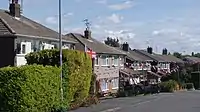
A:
<box><xmin>0</xmin><ymin>65</ymin><xmax>61</xmax><ymax>112</ymax></box>
<box><xmin>159</xmin><ymin>80</ymin><xmax>178</xmax><ymax>92</ymax></box>
<box><xmin>26</xmin><ymin>49</ymin><xmax>93</xmax><ymax>109</ymax></box>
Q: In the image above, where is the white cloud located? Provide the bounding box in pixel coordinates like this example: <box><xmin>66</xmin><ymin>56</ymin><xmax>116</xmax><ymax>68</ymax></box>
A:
<box><xmin>96</xmin><ymin>0</ymin><xmax>107</xmax><ymax>4</ymax></box>
<box><xmin>63</xmin><ymin>12</ymin><xmax>74</xmax><ymax>17</ymax></box>
<box><xmin>107</xmin><ymin>14</ymin><xmax>124</xmax><ymax>23</ymax></box>
<box><xmin>61</xmin><ymin>12</ymin><xmax>200</xmax><ymax>54</ymax></box>
<box><xmin>45</xmin><ymin>12</ymin><xmax>73</xmax><ymax>25</ymax></box>
<box><xmin>104</xmin><ymin>29</ymin><xmax>135</xmax><ymax>42</ymax></box>
<box><xmin>45</xmin><ymin>16</ymin><xmax>57</xmax><ymax>24</ymax></box>
<box><xmin>152</xmin><ymin>29</ymin><xmax>178</xmax><ymax>35</ymax></box>
<box><xmin>64</xmin><ymin>27</ymin><xmax>83</xmax><ymax>34</ymax></box>
<box><xmin>108</xmin><ymin>0</ymin><xmax>134</xmax><ymax>10</ymax></box>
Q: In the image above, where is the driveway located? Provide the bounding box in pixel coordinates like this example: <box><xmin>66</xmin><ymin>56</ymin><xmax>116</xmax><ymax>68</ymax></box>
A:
<box><xmin>70</xmin><ymin>91</ymin><xmax>200</xmax><ymax>112</ymax></box>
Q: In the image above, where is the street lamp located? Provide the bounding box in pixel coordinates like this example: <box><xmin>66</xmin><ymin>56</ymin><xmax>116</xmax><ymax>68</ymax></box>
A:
<box><xmin>58</xmin><ymin>0</ymin><xmax>63</xmax><ymax>102</ymax></box>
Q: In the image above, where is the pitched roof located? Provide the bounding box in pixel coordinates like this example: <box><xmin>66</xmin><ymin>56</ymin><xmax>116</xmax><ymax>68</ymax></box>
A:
<box><xmin>115</xmin><ymin>48</ymin><xmax>153</xmax><ymax>62</ymax></box>
<box><xmin>0</xmin><ymin>18</ymin><xmax>13</xmax><ymax>36</ymax></box>
<box><xmin>184</xmin><ymin>56</ymin><xmax>200</xmax><ymax>63</ymax></box>
<box><xmin>0</xmin><ymin>9</ymin><xmax>75</xmax><ymax>43</ymax></box>
<box><xmin>67</xmin><ymin>33</ymin><xmax>125</xmax><ymax>55</ymax></box>
<box><xmin>133</xmin><ymin>49</ymin><xmax>166</xmax><ymax>62</ymax></box>
<box><xmin>156</xmin><ymin>55</ymin><xmax>184</xmax><ymax>63</ymax></box>
<box><xmin>127</xmin><ymin>50</ymin><xmax>154</xmax><ymax>62</ymax></box>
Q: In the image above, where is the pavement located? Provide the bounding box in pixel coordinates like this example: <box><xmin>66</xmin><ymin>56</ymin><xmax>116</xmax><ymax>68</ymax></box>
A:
<box><xmin>69</xmin><ymin>91</ymin><xmax>200</xmax><ymax>112</ymax></box>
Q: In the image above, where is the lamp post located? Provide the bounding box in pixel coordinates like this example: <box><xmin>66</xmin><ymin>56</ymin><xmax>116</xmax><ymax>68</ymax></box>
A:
<box><xmin>198</xmin><ymin>62</ymin><xmax>200</xmax><ymax>89</ymax></box>
<box><xmin>58</xmin><ymin>0</ymin><xmax>63</xmax><ymax>102</ymax></box>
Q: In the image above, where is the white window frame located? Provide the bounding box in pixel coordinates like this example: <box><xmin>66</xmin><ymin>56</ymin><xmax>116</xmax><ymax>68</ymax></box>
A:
<box><xmin>101</xmin><ymin>79</ymin><xmax>109</xmax><ymax>92</ymax></box>
<box><xmin>95</xmin><ymin>57</ymin><xmax>99</xmax><ymax>66</ymax></box>
<box><xmin>102</xmin><ymin>55</ymin><xmax>109</xmax><ymax>66</ymax></box>
<box><xmin>112</xmin><ymin>56</ymin><xmax>119</xmax><ymax>66</ymax></box>
<box><xmin>21</xmin><ymin>43</ymin><xmax>26</xmax><ymax>54</ymax></box>
<box><xmin>119</xmin><ymin>57</ymin><xmax>124</xmax><ymax>66</ymax></box>
<box><xmin>112</xmin><ymin>78</ymin><xmax>119</xmax><ymax>89</ymax></box>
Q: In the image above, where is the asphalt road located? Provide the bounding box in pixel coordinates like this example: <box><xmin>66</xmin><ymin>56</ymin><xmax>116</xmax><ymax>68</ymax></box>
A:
<box><xmin>70</xmin><ymin>91</ymin><xmax>200</xmax><ymax>112</ymax></box>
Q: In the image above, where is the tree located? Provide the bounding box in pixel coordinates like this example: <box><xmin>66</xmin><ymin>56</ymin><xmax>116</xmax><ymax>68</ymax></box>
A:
<box><xmin>104</xmin><ymin>37</ymin><xmax>120</xmax><ymax>47</ymax></box>
<box><xmin>173</xmin><ymin>52</ymin><xmax>182</xmax><ymax>59</ymax></box>
<box><xmin>192</xmin><ymin>52</ymin><xmax>194</xmax><ymax>56</ymax></box>
<box><xmin>194</xmin><ymin>53</ymin><xmax>200</xmax><ymax>58</ymax></box>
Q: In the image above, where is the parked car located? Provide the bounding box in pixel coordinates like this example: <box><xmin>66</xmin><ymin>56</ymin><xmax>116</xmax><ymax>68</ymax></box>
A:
<box><xmin>115</xmin><ymin>80</ymin><xmax>160</xmax><ymax>97</ymax></box>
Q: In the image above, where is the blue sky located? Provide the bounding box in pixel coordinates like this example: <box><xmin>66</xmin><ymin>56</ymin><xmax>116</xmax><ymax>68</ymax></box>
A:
<box><xmin>1</xmin><ymin>0</ymin><xmax>200</xmax><ymax>54</ymax></box>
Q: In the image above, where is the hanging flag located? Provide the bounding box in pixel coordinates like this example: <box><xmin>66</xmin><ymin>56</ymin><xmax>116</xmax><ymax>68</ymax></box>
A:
<box><xmin>86</xmin><ymin>49</ymin><xmax>96</xmax><ymax>58</ymax></box>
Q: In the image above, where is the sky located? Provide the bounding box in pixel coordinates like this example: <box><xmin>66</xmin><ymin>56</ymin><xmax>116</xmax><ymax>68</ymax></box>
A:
<box><xmin>1</xmin><ymin>0</ymin><xmax>200</xmax><ymax>54</ymax></box>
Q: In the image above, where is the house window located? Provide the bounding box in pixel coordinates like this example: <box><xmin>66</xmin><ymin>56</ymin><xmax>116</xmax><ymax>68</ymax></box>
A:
<box><xmin>102</xmin><ymin>56</ymin><xmax>109</xmax><ymax>66</ymax></box>
<box><xmin>113</xmin><ymin>56</ymin><xmax>118</xmax><ymax>66</ymax></box>
<box><xmin>112</xmin><ymin>78</ymin><xmax>119</xmax><ymax>89</ymax></box>
<box><xmin>119</xmin><ymin>57</ymin><xmax>124</xmax><ymax>66</ymax></box>
<box><xmin>95</xmin><ymin>57</ymin><xmax>99</xmax><ymax>66</ymax></box>
<box><xmin>16</xmin><ymin>43</ymin><xmax>21</xmax><ymax>54</ymax></box>
<box><xmin>22</xmin><ymin>44</ymin><xmax>26</xmax><ymax>54</ymax></box>
<box><xmin>100</xmin><ymin>79</ymin><xmax>108</xmax><ymax>91</ymax></box>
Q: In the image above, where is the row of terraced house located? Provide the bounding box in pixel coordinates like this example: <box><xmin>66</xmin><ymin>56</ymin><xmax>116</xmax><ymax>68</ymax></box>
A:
<box><xmin>0</xmin><ymin>2</ymin><xmax>187</xmax><ymax>95</ymax></box>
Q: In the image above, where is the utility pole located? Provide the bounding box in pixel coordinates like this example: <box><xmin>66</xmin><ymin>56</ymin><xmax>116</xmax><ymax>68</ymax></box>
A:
<box><xmin>58</xmin><ymin>0</ymin><xmax>63</xmax><ymax>102</ymax></box>
<box><xmin>198</xmin><ymin>62</ymin><xmax>200</xmax><ymax>89</ymax></box>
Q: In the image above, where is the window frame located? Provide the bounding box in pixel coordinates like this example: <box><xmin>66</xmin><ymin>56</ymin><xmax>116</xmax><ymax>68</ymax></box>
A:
<box><xmin>21</xmin><ymin>43</ymin><xmax>26</xmax><ymax>54</ymax></box>
<box><xmin>94</xmin><ymin>57</ymin><xmax>99</xmax><ymax>66</ymax></box>
<box><xmin>102</xmin><ymin>55</ymin><xmax>109</xmax><ymax>66</ymax></box>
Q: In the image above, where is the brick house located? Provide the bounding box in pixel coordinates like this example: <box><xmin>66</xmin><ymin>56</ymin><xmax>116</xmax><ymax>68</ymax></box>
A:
<box><xmin>65</xmin><ymin>29</ymin><xmax>126</xmax><ymax>94</ymax></box>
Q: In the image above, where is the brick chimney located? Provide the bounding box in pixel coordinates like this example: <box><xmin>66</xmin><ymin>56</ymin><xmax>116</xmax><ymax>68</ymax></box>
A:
<box><xmin>162</xmin><ymin>48</ymin><xmax>168</xmax><ymax>55</ymax></box>
<box><xmin>147</xmin><ymin>46</ymin><xmax>153</xmax><ymax>54</ymax></box>
<box><xmin>122</xmin><ymin>42</ymin><xmax>129</xmax><ymax>51</ymax></box>
<box><xmin>9</xmin><ymin>0</ymin><xmax>21</xmax><ymax>18</ymax></box>
<box><xmin>84</xmin><ymin>28</ymin><xmax>91</xmax><ymax>39</ymax></box>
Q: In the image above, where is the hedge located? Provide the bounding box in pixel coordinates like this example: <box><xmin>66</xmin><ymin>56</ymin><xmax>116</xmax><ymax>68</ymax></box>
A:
<box><xmin>159</xmin><ymin>80</ymin><xmax>178</xmax><ymax>92</ymax></box>
<box><xmin>25</xmin><ymin>49</ymin><xmax>93</xmax><ymax>109</ymax></box>
<box><xmin>0</xmin><ymin>65</ymin><xmax>61</xmax><ymax>112</ymax></box>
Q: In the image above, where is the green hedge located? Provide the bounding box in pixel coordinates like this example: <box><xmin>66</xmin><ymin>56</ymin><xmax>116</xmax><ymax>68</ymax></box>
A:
<box><xmin>0</xmin><ymin>65</ymin><xmax>61</xmax><ymax>112</ymax></box>
<box><xmin>25</xmin><ymin>49</ymin><xmax>92</xmax><ymax>109</ymax></box>
<box><xmin>159</xmin><ymin>80</ymin><xmax>178</xmax><ymax>92</ymax></box>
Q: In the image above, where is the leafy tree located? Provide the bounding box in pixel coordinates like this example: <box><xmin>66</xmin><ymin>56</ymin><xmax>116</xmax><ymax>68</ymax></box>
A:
<box><xmin>194</xmin><ymin>53</ymin><xmax>200</xmax><ymax>58</ymax></box>
<box><xmin>173</xmin><ymin>52</ymin><xmax>182</xmax><ymax>59</ymax></box>
<box><xmin>192</xmin><ymin>52</ymin><xmax>194</xmax><ymax>56</ymax></box>
<box><xmin>104</xmin><ymin>37</ymin><xmax>120</xmax><ymax>47</ymax></box>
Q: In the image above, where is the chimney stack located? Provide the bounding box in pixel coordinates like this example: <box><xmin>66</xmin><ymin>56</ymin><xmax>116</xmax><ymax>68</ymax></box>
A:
<box><xmin>147</xmin><ymin>46</ymin><xmax>153</xmax><ymax>54</ymax></box>
<box><xmin>162</xmin><ymin>48</ymin><xmax>168</xmax><ymax>55</ymax></box>
<box><xmin>9</xmin><ymin>0</ymin><xmax>21</xmax><ymax>18</ymax></box>
<box><xmin>122</xmin><ymin>42</ymin><xmax>129</xmax><ymax>51</ymax></box>
<box><xmin>84</xmin><ymin>28</ymin><xmax>91</xmax><ymax>39</ymax></box>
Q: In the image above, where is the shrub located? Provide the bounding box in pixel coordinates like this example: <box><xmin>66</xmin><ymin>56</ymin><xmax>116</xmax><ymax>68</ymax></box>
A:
<box><xmin>159</xmin><ymin>80</ymin><xmax>178</xmax><ymax>92</ymax></box>
<box><xmin>0</xmin><ymin>65</ymin><xmax>61</xmax><ymax>112</ymax></box>
<box><xmin>25</xmin><ymin>49</ymin><xmax>93</xmax><ymax>109</ymax></box>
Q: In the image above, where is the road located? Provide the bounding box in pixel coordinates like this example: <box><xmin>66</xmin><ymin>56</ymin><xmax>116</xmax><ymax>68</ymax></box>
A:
<box><xmin>70</xmin><ymin>91</ymin><xmax>200</xmax><ymax>112</ymax></box>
